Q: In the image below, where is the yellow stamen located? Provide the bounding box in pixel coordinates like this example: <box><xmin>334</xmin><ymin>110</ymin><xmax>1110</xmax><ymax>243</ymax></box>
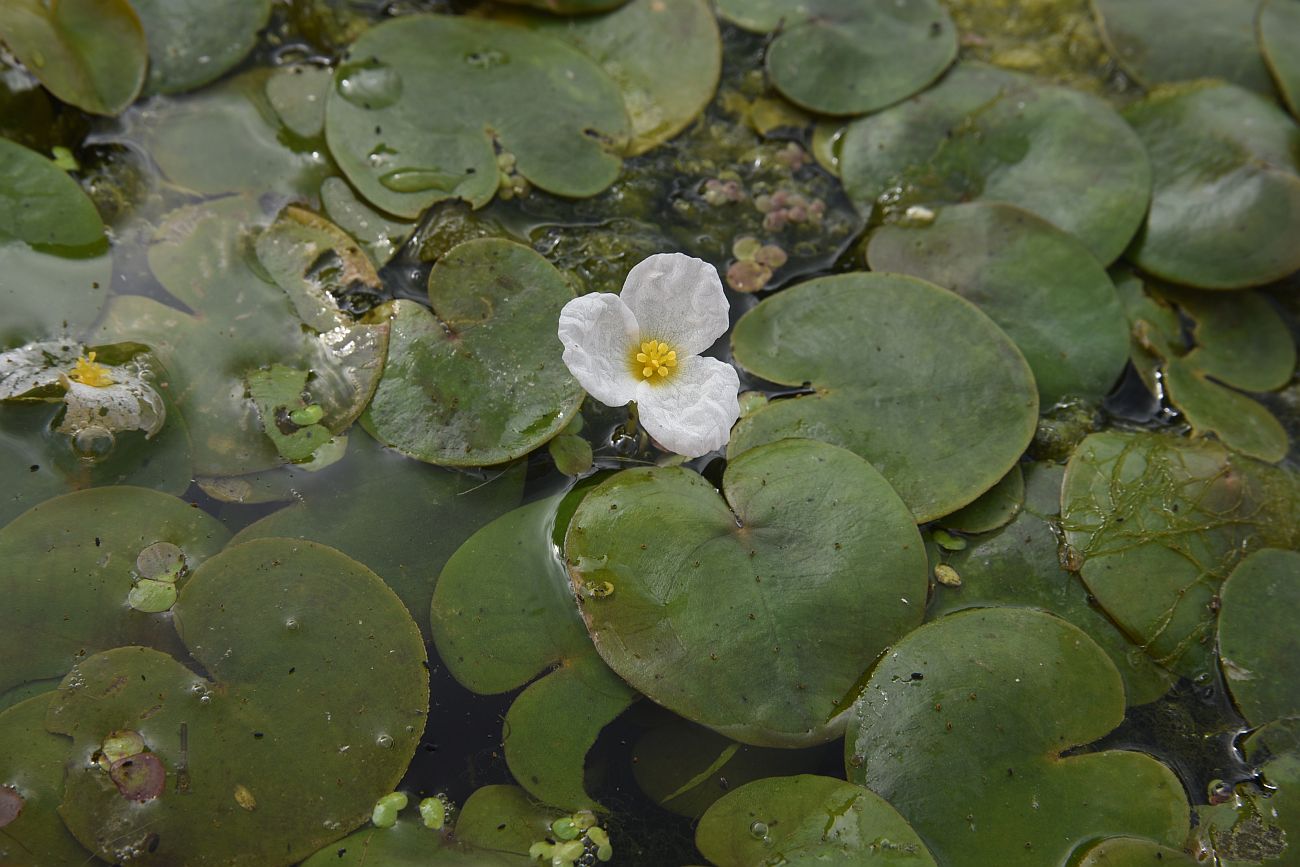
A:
<box><xmin>68</xmin><ymin>352</ymin><xmax>114</xmax><ymax>388</ymax></box>
<box><xmin>630</xmin><ymin>340</ymin><xmax>677</xmax><ymax>382</ymax></box>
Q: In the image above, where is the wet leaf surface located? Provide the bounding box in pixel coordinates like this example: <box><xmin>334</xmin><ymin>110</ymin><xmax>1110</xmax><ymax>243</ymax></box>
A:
<box><xmin>565</xmin><ymin>439</ymin><xmax>927</xmax><ymax>747</ymax></box>
<box><xmin>129</xmin><ymin>0</ymin><xmax>272</xmax><ymax>95</ymax></box>
<box><xmin>729</xmin><ymin>272</ymin><xmax>1038</xmax><ymax>522</ymax></box>
<box><xmin>1216</xmin><ymin>548</ymin><xmax>1300</xmax><ymax>726</ymax></box>
<box><xmin>845</xmin><ymin>608</ymin><xmax>1190</xmax><ymax>866</ymax></box>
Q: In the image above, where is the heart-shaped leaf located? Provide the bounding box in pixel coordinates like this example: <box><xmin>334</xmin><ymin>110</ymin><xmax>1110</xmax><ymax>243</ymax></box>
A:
<box><xmin>432</xmin><ymin>494</ymin><xmax>636</xmax><ymax>809</ymax></box>
<box><xmin>845</xmin><ymin>608</ymin><xmax>1190</xmax><ymax>866</ymax></box>
<box><xmin>841</xmin><ymin>70</ymin><xmax>1150</xmax><ymax>264</ymax></box>
<box><xmin>363</xmin><ymin>238</ymin><xmax>582</xmax><ymax>467</ymax></box>
<box><xmin>46</xmin><ymin>538</ymin><xmax>429</xmax><ymax>866</ymax></box>
<box><xmin>324</xmin><ymin>15</ymin><xmax>629</xmax><ymax>218</ymax></box>
<box><xmin>565</xmin><ymin>438</ymin><xmax>927</xmax><ymax>747</ymax></box>
<box><xmin>729</xmin><ymin>272</ymin><xmax>1038</xmax><ymax>522</ymax></box>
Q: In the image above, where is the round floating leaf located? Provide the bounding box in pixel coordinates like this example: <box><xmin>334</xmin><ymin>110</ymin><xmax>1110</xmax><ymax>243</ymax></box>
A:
<box><xmin>713</xmin><ymin>0</ymin><xmax>789</xmax><ymax>31</ymax></box>
<box><xmin>1162</xmin><ymin>356</ymin><xmax>1289</xmax><ymax>463</ymax></box>
<box><xmin>565</xmin><ymin>439</ymin><xmax>927</xmax><ymax>747</ymax></box>
<box><xmin>320</xmin><ymin>177</ymin><xmax>416</xmax><ymax>266</ymax></box>
<box><xmin>96</xmin><ymin>197</ymin><xmax>388</xmax><ymax>477</ymax></box>
<box><xmin>729</xmin><ymin>272</ymin><xmax>1038</xmax><ymax>522</ymax></box>
<box><xmin>0</xmin><ymin>0</ymin><xmax>145</xmax><ymax>115</ymax></box>
<box><xmin>632</xmin><ymin>720</ymin><xmax>821</xmax><ymax>819</ymax></box>
<box><xmin>0</xmin><ymin>137</ymin><xmax>103</xmax><ymax>248</ymax></box>
<box><xmin>236</xmin><ymin>430</ymin><xmax>524</xmax><ymax>640</ymax></box>
<box><xmin>0</xmin><ymin>486</ymin><xmax>229</xmax><ymax>696</ymax></box>
<box><xmin>363</xmin><ymin>239</ymin><xmax>582</xmax><ymax>467</ymax></box>
<box><xmin>513</xmin><ymin>0</ymin><xmax>721</xmax><ymax>155</ymax></box>
<box><xmin>1092</xmin><ymin>0</ymin><xmax>1273</xmax><ymax>94</ymax></box>
<box><xmin>1124</xmin><ymin>81</ymin><xmax>1300</xmax><ymax>289</ymax></box>
<box><xmin>845</xmin><ymin>608</ymin><xmax>1190</xmax><ymax>866</ymax></box>
<box><xmin>867</xmin><ymin>202</ymin><xmax>1129</xmax><ymax>405</ymax></box>
<box><xmin>1073</xmin><ymin>837</ymin><xmax>1199</xmax><ymax>865</ymax></box>
<box><xmin>763</xmin><ymin>0</ymin><xmax>957</xmax><ymax>116</ymax></box>
<box><xmin>0</xmin><ymin>693</ymin><xmax>92</xmax><ymax>866</ymax></box>
<box><xmin>431</xmin><ymin>494</ymin><xmax>635</xmax><ymax>809</ymax></box>
<box><xmin>696</xmin><ymin>774</ymin><xmax>936</xmax><ymax>866</ymax></box>
<box><xmin>129</xmin><ymin>0</ymin><xmax>272</xmax><ymax>95</ymax></box>
<box><xmin>929</xmin><ymin>462</ymin><xmax>1174</xmax><ymax>706</ymax></box>
<box><xmin>937</xmin><ymin>463</ymin><xmax>1024</xmax><ymax>535</ymax></box>
<box><xmin>841</xmin><ymin>73</ymin><xmax>1150</xmax><ymax>264</ymax></box>
<box><xmin>324</xmin><ymin>14</ymin><xmax>629</xmax><ymax>218</ymax></box>
<box><xmin>1217</xmin><ymin>548</ymin><xmax>1300</xmax><ymax>726</ymax></box>
<box><xmin>266</xmin><ymin>64</ymin><xmax>332</xmax><ymax>139</ymax></box>
<box><xmin>1061</xmin><ymin>431</ymin><xmax>1300</xmax><ymax>676</ymax></box>
<box><xmin>47</xmin><ymin>538</ymin><xmax>429</xmax><ymax>866</ymax></box>
<box><xmin>1261</xmin><ymin>0</ymin><xmax>1300</xmax><ymax>117</ymax></box>
<box><xmin>105</xmin><ymin>69</ymin><xmax>333</xmax><ymax>199</ymax></box>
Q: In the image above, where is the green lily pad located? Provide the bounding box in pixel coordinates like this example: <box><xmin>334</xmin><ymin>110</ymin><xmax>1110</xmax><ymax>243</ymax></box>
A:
<box><xmin>431</xmin><ymin>494</ymin><xmax>636</xmax><ymax>809</ymax></box>
<box><xmin>266</xmin><ymin>63</ymin><xmax>332</xmax><ymax>139</ymax></box>
<box><xmin>1061</xmin><ymin>431</ymin><xmax>1300</xmax><ymax>676</ymax></box>
<box><xmin>105</xmin><ymin>69</ymin><xmax>333</xmax><ymax>199</ymax></box>
<box><xmin>0</xmin><ymin>693</ymin><xmax>91</xmax><ymax>866</ymax></box>
<box><xmin>840</xmin><ymin>70</ymin><xmax>1150</xmax><ymax>264</ymax></box>
<box><xmin>1124</xmin><ymin>81</ymin><xmax>1300</xmax><ymax>289</ymax></box>
<box><xmin>565</xmin><ymin>438</ymin><xmax>927</xmax><ymax>747</ymax></box>
<box><xmin>246</xmin><ymin>363</ymin><xmax>336</xmax><ymax>463</ymax></box>
<box><xmin>1091</xmin><ymin>0</ymin><xmax>1274</xmax><ymax>94</ymax></box>
<box><xmin>729</xmin><ymin>272</ymin><xmax>1038</xmax><ymax>523</ymax></box>
<box><xmin>495</xmin><ymin>0</ymin><xmax>627</xmax><ymax>13</ymax></box>
<box><xmin>696</xmin><ymin>774</ymin><xmax>937</xmax><ymax>866</ymax></box>
<box><xmin>129</xmin><ymin>0</ymin><xmax>272</xmax><ymax>95</ymax></box>
<box><xmin>929</xmin><ymin>462</ymin><xmax>1174</xmax><ymax>706</ymax></box>
<box><xmin>1072</xmin><ymin>837</ymin><xmax>1199</xmax><ymax>865</ymax></box>
<box><xmin>513</xmin><ymin>0</ymin><xmax>721</xmax><ymax>155</ymax></box>
<box><xmin>0</xmin><ymin>486</ymin><xmax>229</xmax><ymax>696</ymax></box>
<box><xmin>1261</xmin><ymin>0</ymin><xmax>1300</xmax><ymax>117</ymax></box>
<box><xmin>937</xmin><ymin>463</ymin><xmax>1024</xmax><ymax>534</ymax></box>
<box><xmin>1162</xmin><ymin>356</ymin><xmax>1290</xmax><ymax>463</ymax></box>
<box><xmin>845</xmin><ymin>608</ymin><xmax>1190</xmax><ymax>866</ymax></box>
<box><xmin>1155</xmin><ymin>284</ymin><xmax>1297</xmax><ymax>393</ymax></box>
<box><xmin>96</xmin><ymin>197</ymin><xmax>388</xmax><ymax>477</ymax></box>
<box><xmin>235</xmin><ymin>429</ymin><xmax>524</xmax><ymax>640</ymax></box>
<box><xmin>1217</xmin><ymin>548</ymin><xmax>1300</xmax><ymax>726</ymax></box>
<box><xmin>324</xmin><ymin>14</ymin><xmax>629</xmax><ymax>218</ymax></box>
<box><xmin>363</xmin><ymin>239</ymin><xmax>582</xmax><ymax>467</ymax></box>
<box><xmin>866</xmin><ymin>201</ymin><xmax>1129</xmax><ymax>405</ymax></box>
<box><xmin>0</xmin><ymin>137</ymin><xmax>103</xmax><ymax>248</ymax></box>
<box><xmin>0</xmin><ymin>0</ymin><xmax>145</xmax><ymax>115</ymax></box>
<box><xmin>763</xmin><ymin>0</ymin><xmax>957</xmax><ymax>116</ymax></box>
<box><xmin>46</xmin><ymin>538</ymin><xmax>428</xmax><ymax>866</ymax></box>
<box><xmin>716</xmin><ymin>0</ymin><xmax>955</xmax><ymax>116</ymax></box>
<box><xmin>632</xmin><ymin>720</ymin><xmax>821</xmax><ymax>819</ymax></box>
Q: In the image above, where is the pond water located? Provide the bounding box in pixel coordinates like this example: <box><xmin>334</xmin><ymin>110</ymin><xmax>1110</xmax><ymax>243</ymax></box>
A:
<box><xmin>1</xmin><ymin>0</ymin><xmax>1300</xmax><ymax>865</ymax></box>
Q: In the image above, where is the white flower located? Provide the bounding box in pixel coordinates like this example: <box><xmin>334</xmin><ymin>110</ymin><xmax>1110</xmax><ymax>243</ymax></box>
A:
<box><xmin>557</xmin><ymin>253</ymin><xmax>740</xmax><ymax>459</ymax></box>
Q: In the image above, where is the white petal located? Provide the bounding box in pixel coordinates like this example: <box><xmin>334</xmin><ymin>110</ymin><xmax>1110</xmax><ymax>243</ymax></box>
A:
<box><xmin>557</xmin><ymin>292</ymin><xmax>640</xmax><ymax>408</ymax></box>
<box><xmin>620</xmin><ymin>253</ymin><xmax>729</xmax><ymax>357</ymax></box>
<box><xmin>636</xmin><ymin>355</ymin><xmax>740</xmax><ymax>459</ymax></box>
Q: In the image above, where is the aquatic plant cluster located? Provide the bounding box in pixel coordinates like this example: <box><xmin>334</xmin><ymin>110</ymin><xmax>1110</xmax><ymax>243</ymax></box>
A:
<box><xmin>1</xmin><ymin>0</ymin><xmax>1299</xmax><ymax>864</ymax></box>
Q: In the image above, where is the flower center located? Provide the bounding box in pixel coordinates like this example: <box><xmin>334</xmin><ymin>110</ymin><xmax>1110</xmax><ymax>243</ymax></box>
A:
<box><xmin>68</xmin><ymin>352</ymin><xmax>114</xmax><ymax>388</ymax></box>
<box><xmin>632</xmin><ymin>340</ymin><xmax>678</xmax><ymax>382</ymax></box>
